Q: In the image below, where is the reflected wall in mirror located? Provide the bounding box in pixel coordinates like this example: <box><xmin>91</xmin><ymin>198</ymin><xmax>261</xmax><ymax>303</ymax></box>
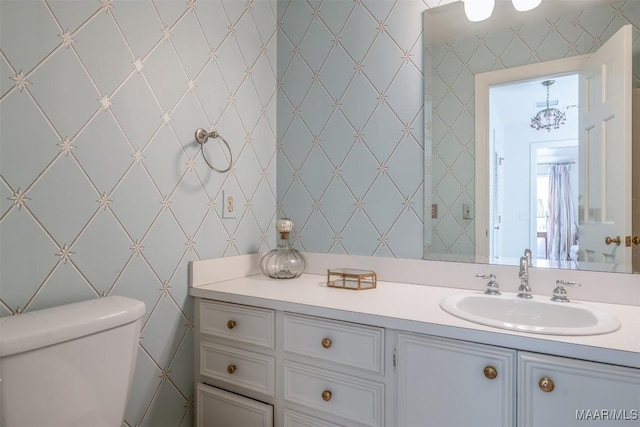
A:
<box><xmin>423</xmin><ymin>0</ymin><xmax>640</xmax><ymax>273</ymax></box>
<box><xmin>276</xmin><ymin>0</ymin><xmax>430</xmax><ymax>260</ymax></box>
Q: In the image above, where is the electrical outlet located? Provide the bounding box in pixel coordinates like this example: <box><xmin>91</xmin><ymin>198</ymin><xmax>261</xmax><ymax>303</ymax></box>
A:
<box><xmin>222</xmin><ymin>190</ymin><xmax>236</xmax><ymax>219</ymax></box>
<box><xmin>462</xmin><ymin>203</ymin><xmax>472</xmax><ymax>220</ymax></box>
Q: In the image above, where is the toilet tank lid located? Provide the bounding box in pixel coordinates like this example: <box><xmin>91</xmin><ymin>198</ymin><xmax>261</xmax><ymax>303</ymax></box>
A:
<box><xmin>0</xmin><ymin>296</ymin><xmax>145</xmax><ymax>357</ymax></box>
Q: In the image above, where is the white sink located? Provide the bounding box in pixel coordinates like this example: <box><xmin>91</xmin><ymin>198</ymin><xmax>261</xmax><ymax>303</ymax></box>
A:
<box><xmin>440</xmin><ymin>293</ymin><xmax>621</xmax><ymax>336</ymax></box>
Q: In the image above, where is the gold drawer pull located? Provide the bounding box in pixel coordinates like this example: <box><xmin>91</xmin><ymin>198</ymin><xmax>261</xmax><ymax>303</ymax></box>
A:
<box><xmin>227</xmin><ymin>364</ymin><xmax>236</xmax><ymax>374</ymax></box>
<box><xmin>322</xmin><ymin>390</ymin><xmax>332</xmax><ymax>401</ymax></box>
<box><xmin>484</xmin><ymin>366</ymin><xmax>498</xmax><ymax>380</ymax></box>
<box><xmin>321</xmin><ymin>338</ymin><xmax>332</xmax><ymax>349</ymax></box>
<box><xmin>227</xmin><ymin>320</ymin><xmax>236</xmax><ymax>329</ymax></box>
<box><xmin>539</xmin><ymin>377</ymin><xmax>554</xmax><ymax>392</ymax></box>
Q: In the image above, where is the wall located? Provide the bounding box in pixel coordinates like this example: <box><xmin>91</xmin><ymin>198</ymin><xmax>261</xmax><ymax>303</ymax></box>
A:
<box><xmin>276</xmin><ymin>0</ymin><xmax>444</xmax><ymax>259</ymax></box>
<box><xmin>0</xmin><ymin>1</ymin><xmax>277</xmax><ymax>426</ymax></box>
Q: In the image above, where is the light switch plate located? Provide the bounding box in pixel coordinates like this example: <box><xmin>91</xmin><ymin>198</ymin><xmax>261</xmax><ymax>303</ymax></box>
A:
<box><xmin>222</xmin><ymin>190</ymin><xmax>236</xmax><ymax>219</ymax></box>
<box><xmin>462</xmin><ymin>203</ymin><xmax>472</xmax><ymax>220</ymax></box>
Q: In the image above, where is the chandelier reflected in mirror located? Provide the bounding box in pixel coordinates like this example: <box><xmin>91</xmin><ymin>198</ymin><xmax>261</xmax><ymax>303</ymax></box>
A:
<box><xmin>530</xmin><ymin>80</ymin><xmax>566</xmax><ymax>132</ymax></box>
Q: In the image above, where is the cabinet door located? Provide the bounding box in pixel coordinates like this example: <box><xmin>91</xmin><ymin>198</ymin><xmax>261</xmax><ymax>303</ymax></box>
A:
<box><xmin>196</xmin><ymin>383</ymin><xmax>273</xmax><ymax>427</ymax></box>
<box><xmin>518</xmin><ymin>352</ymin><xmax>640</xmax><ymax>427</ymax></box>
<box><xmin>397</xmin><ymin>333</ymin><xmax>516</xmax><ymax>427</ymax></box>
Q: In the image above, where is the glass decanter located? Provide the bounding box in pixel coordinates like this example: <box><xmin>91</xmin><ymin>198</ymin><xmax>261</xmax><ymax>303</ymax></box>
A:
<box><xmin>260</xmin><ymin>218</ymin><xmax>306</xmax><ymax>279</ymax></box>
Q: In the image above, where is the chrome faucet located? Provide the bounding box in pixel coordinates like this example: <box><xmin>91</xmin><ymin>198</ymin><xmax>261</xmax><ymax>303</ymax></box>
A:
<box><xmin>517</xmin><ymin>255</ymin><xmax>532</xmax><ymax>299</ymax></box>
<box><xmin>551</xmin><ymin>279</ymin><xmax>581</xmax><ymax>302</ymax></box>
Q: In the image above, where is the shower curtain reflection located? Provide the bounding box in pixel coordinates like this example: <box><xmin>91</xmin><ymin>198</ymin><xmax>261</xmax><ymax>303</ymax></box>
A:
<box><xmin>548</xmin><ymin>164</ymin><xmax>578</xmax><ymax>262</ymax></box>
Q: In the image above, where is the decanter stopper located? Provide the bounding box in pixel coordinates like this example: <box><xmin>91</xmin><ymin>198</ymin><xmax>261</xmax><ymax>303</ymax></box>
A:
<box><xmin>276</xmin><ymin>218</ymin><xmax>293</xmax><ymax>238</ymax></box>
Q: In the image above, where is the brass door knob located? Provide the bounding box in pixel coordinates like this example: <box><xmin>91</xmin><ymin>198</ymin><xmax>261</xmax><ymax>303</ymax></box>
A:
<box><xmin>227</xmin><ymin>320</ymin><xmax>236</xmax><ymax>329</ymax></box>
<box><xmin>227</xmin><ymin>364</ymin><xmax>236</xmax><ymax>374</ymax></box>
<box><xmin>539</xmin><ymin>377</ymin><xmax>554</xmax><ymax>392</ymax></box>
<box><xmin>484</xmin><ymin>366</ymin><xmax>498</xmax><ymax>380</ymax></box>
<box><xmin>626</xmin><ymin>236</ymin><xmax>640</xmax><ymax>246</ymax></box>
<box><xmin>321</xmin><ymin>338</ymin><xmax>332</xmax><ymax>349</ymax></box>
<box><xmin>605</xmin><ymin>236</ymin><xmax>621</xmax><ymax>246</ymax></box>
<box><xmin>322</xmin><ymin>390</ymin><xmax>332</xmax><ymax>401</ymax></box>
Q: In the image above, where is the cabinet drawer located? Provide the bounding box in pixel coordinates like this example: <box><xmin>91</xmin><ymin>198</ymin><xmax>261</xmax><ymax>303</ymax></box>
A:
<box><xmin>518</xmin><ymin>352</ymin><xmax>640</xmax><ymax>427</ymax></box>
<box><xmin>284</xmin><ymin>410</ymin><xmax>345</xmax><ymax>427</ymax></box>
<box><xmin>283</xmin><ymin>313</ymin><xmax>383</xmax><ymax>373</ymax></box>
<box><xmin>196</xmin><ymin>383</ymin><xmax>273</xmax><ymax>427</ymax></box>
<box><xmin>200</xmin><ymin>342</ymin><xmax>275</xmax><ymax>396</ymax></box>
<box><xmin>200</xmin><ymin>300</ymin><xmax>274</xmax><ymax>349</ymax></box>
<box><xmin>283</xmin><ymin>361</ymin><xmax>384</xmax><ymax>427</ymax></box>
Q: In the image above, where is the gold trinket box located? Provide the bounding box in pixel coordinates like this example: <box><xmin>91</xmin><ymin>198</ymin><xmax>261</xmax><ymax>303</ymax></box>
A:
<box><xmin>326</xmin><ymin>268</ymin><xmax>377</xmax><ymax>290</ymax></box>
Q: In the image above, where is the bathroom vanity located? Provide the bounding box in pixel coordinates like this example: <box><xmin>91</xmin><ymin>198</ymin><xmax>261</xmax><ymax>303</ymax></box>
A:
<box><xmin>190</xmin><ymin>254</ymin><xmax>640</xmax><ymax>427</ymax></box>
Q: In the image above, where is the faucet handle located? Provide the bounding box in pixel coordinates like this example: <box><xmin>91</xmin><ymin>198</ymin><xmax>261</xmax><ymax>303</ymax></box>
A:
<box><xmin>551</xmin><ymin>280</ymin><xmax>581</xmax><ymax>303</ymax></box>
<box><xmin>476</xmin><ymin>274</ymin><xmax>501</xmax><ymax>295</ymax></box>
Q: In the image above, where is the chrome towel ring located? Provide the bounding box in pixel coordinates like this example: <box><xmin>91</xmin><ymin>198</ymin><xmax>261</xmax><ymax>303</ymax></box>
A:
<box><xmin>194</xmin><ymin>128</ymin><xmax>233</xmax><ymax>173</ymax></box>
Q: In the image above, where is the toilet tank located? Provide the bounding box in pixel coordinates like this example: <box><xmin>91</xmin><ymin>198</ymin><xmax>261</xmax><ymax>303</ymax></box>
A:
<box><xmin>0</xmin><ymin>296</ymin><xmax>145</xmax><ymax>427</ymax></box>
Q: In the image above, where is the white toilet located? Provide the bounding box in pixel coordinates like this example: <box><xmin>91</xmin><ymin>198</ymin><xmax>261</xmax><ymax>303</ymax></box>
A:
<box><xmin>0</xmin><ymin>296</ymin><xmax>145</xmax><ymax>427</ymax></box>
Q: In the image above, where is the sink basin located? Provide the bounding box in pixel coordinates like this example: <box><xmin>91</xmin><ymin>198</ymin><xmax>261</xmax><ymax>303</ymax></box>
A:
<box><xmin>440</xmin><ymin>293</ymin><xmax>621</xmax><ymax>335</ymax></box>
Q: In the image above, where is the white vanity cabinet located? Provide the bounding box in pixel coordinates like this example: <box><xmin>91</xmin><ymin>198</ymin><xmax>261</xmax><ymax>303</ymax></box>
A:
<box><xmin>397</xmin><ymin>332</ymin><xmax>516</xmax><ymax>427</ymax></box>
<box><xmin>195</xmin><ymin>299</ymin><xmax>276</xmax><ymax>427</ymax></box>
<box><xmin>518</xmin><ymin>352</ymin><xmax>640</xmax><ymax>427</ymax></box>
<box><xmin>194</xmin><ymin>296</ymin><xmax>639</xmax><ymax>427</ymax></box>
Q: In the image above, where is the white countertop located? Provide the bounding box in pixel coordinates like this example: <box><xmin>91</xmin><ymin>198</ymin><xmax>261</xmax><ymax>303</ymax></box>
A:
<box><xmin>190</xmin><ymin>273</ymin><xmax>640</xmax><ymax>369</ymax></box>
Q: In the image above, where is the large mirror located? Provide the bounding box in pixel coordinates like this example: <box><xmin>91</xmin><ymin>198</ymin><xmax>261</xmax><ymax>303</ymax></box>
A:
<box><xmin>423</xmin><ymin>0</ymin><xmax>640</xmax><ymax>273</ymax></box>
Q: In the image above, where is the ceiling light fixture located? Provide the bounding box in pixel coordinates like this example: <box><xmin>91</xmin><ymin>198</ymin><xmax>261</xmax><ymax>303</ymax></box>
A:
<box><xmin>530</xmin><ymin>80</ymin><xmax>566</xmax><ymax>132</ymax></box>
<box><xmin>511</xmin><ymin>0</ymin><xmax>542</xmax><ymax>12</ymax></box>
<box><xmin>462</xmin><ymin>0</ymin><xmax>541</xmax><ymax>22</ymax></box>
<box><xmin>462</xmin><ymin>0</ymin><xmax>495</xmax><ymax>22</ymax></box>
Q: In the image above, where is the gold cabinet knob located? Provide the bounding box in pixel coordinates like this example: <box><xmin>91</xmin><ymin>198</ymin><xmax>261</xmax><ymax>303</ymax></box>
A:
<box><xmin>321</xmin><ymin>338</ymin><xmax>332</xmax><ymax>349</ymax></box>
<box><xmin>227</xmin><ymin>320</ymin><xmax>236</xmax><ymax>329</ymax></box>
<box><xmin>321</xmin><ymin>390</ymin><xmax>332</xmax><ymax>401</ymax></box>
<box><xmin>227</xmin><ymin>364</ymin><xmax>236</xmax><ymax>374</ymax></box>
<box><xmin>539</xmin><ymin>377</ymin><xmax>554</xmax><ymax>392</ymax></box>
<box><xmin>483</xmin><ymin>366</ymin><xmax>498</xmax><ymax>380</ymax></box>
<box><xmin>605</xmin><ymin>236</ymin><xmax>621</xmax><ymax>246</ymax></box>
<box><xmin>633</xmin><ymin>236</ymin><xmax>640</xmax><ymax>245</ymax></box>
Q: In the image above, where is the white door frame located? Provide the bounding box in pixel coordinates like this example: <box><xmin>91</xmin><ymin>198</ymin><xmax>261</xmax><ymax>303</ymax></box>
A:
<box><xmin>633</xmin><ymin>89</ymin><xmax>640</xmax><ymax>272</ymax></box>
